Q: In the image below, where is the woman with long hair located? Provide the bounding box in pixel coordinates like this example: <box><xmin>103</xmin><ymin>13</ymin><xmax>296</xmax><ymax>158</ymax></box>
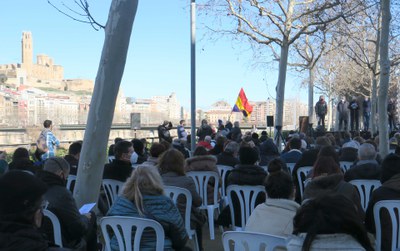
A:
<box><xmin>107</xmin><ymin>166</ymin><xmax>188</xmax><ymax>251</ymax></box>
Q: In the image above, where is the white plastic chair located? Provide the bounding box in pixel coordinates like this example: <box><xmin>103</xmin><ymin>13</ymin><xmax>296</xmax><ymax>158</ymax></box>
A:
<box><xmin>286</xmin><ymin>163</ymin><xmax>296</xmax><ymax>174</ymax></box>
<box><xmin>217</xmin><ymin>165</ymin><xmax>234</xmax><ymax>206</ymax></box>
<box><xmin>373</xmin><ymin>200</ymin><xmax>400</xmax><ymax>251</ymax></box>
<box><xmin>222</xmin><ymin>231</ymin><xmax>286</xmax><ymax>251</ymax></box>
<box><xmin>350</xmin><ymin>179</ymin><xmax>381</xmax><ymax>211</ymax></box>
<box><xmin>102</xmin><ymin>179</ymin><xmax>124</xmax><ymax>208</ymax></box>
<box><xmin>226</xmin><ymin>185</ymin><xmax>265</xmax><ymax>230</ymax></box>
<box><xmin>260</xmin><ymin>166</ymin><xmax>269</xmax><ymax>173</ymax></box>
<box><xmin>43</xmin><ymin>209</ymin><xmax>63</xmax><ymax>247</ymax></box>
<box><xmin>66</xmin><ymin>175</ymin><xmax>77</xmax><ymax>193</ymax></box>
<box><xmin>100</xmin><ymin>216</ymin><xmax>165</xmax><ymax>251</ymax></box>
<box><xmin>108</xmin><ymin>156</ymin><xmax>115</xmax><ymax>163</ymax></box>
<box><xmin>296</xmin><ymin>166</ymin><xmax>312</xmax><ymax>200</ymax></box>
<box><xmin>186</xmin><ymin>171</ymin><xmax>220</xmax><ymax>240</ymax></box>
<box><xmin>164</xmin><ymin>186</ymin><xmax>199</xmax><ymax>251</ymax></box>
<box><xmin>339</xmin><ymin>161</ymin><xmax>353</xmax><ymax>173</ymax></box>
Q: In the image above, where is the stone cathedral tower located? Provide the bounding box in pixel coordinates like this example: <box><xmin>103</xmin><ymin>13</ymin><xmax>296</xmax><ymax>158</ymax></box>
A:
<box><xmin>21</xmin><ymin>31</ymin><xmax>33</xmax><ymax>74</ymax></box>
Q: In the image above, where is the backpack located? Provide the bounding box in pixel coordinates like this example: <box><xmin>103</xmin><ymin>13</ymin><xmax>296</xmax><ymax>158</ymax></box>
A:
<box><xmin>36</xmin><ymin>131</ymin><xmax>48</xmax><ymax>153</ymax></box>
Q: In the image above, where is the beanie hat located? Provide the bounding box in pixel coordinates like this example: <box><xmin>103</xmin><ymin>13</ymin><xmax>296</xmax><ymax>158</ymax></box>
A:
<box><xmin>43</xmin><ymin>157</ymin><xmax>70</xmax><ymax>173</ymax></box>
<box><xmin>0</xmin><ymin>171</ymin><xmax>47</xmax><ymax>215</ymax></box>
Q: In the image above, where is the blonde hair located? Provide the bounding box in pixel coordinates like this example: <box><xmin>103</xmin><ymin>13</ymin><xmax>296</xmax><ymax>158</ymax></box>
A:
<box><xmin>122</xmin><ymin>165</ymin><xmax>164</xmax><ymax>216</ymax></box>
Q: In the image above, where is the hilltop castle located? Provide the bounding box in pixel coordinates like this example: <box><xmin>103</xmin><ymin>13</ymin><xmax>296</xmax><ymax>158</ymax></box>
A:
<box><xmin>0</xmin><ymin>31</ymin><xmax>93</xmax><ymax>92</ymax></box>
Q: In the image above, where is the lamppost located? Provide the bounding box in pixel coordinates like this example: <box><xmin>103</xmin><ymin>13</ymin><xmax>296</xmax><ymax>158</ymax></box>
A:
<box><xmin>190</xmin><ymin>0</ymin><xmax>196</xmax><ymax>152</ymax></box>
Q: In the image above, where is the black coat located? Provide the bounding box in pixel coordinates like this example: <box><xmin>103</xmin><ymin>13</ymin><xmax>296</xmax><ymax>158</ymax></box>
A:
<box><xmin>64</xmin><ymin>155</ymin><xmax>78</xmax><ymax>176</ymax></box>
<box><xmin>36</xmin><ymin>171</ymin><xmax>89</xmax><ymax>249</ymax></box>
<box><xmin>196</xmin><ymin>125</ymin><xmax>213</xmax><ymax>141</ymax></box>
<box><xmin>344</xmin><ymin>162</ymin><xmax>381</xmax><ymax>182</ymax></box>
<box><xmin>339</xmin><ymin>147</ymin><xmax>358</xmax><ymax>162</ymax></box>
<box><xmin>216</xmin><ymin>152</ymin><xmax>240</xmax><ymax>167</ymax></box>
<box><xmin>103</xmin><ymin>159</ymin><xmax>132</xmax><ymax>182</ymax></box>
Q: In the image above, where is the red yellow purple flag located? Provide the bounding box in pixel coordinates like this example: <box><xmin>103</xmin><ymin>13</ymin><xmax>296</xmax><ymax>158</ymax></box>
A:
<box><xmin>232</xmin><ymin>88</ymin><xmax>253</xmax><ymax>117</ymax></box>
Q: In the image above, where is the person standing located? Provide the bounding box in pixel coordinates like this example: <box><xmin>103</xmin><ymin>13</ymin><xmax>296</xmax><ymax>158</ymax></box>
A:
<box><xmin>36</xmin><ymin>119</ymin><xmax>60</xmax><ymax>161</ymax></box>
<box><xmin>196</xmin><ymin>119</ymin><xmax>213</xmax><ymax>141</ymax></box>
<box><xmin>315</xmin><ymin>95</ymin><xmax>328</xmax><ymax>130</ymax></box>
<box><xmin>337</xmin><ymin>97</ymin><xmax>349</xmax><ymax>131</ymax></box>
<box><xmin>157</xmin><ymin>120</ymin><xmax>173</xmax><ymax>143</ymax></box>
<box><xmin>388</xmin><ymin>98</ymin><xmax>397</xmax><ymax>131</ymax></box>
<box><xmin>348</xmin><ymin>97</ymin><xmax>360</xmax><ymax>132</ymax></box>
<box><xmin>363</xmin><ymin>97</ymin><xmax>371</xmax><ymax>131</ymax></box>
<box><xmin>177</xmin><ymin>120</ymin><xmax>188</xmax><ymax>141</ymax></box>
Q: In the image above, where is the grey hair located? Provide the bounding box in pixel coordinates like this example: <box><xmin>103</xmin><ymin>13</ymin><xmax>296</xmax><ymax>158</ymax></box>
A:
<box><xmin>224</xmin><ymin>141</ymin><xmax>240</xmax><ymax>154</ymax></box>
<box><xmin>358</xmin><ymin>143</ymin><xmax>377</xmax><ymax>160</ymax></box>
<box><xmin>43</xmin><ymin>157</ymin><xmax>70</xmax><ymax>175</ymax></box>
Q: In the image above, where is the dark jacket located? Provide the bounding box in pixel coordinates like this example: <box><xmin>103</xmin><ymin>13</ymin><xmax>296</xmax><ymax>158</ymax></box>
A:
<box><xmin>36</xmin><ymin>171</ymin><xmax>89</xmax><ymax>249</ymax></box>
<box><xmin>337</xmin><ymin>101</ymin><xmax>350</xmax><ymax>118</ymax></box>
<box><xmin>365</xmin><ymin>173</ymin><xmax>400</xmax><ymax>251</ymax></box>
<box><xmin>64</xmin><ymin>155</ymin><xmax>78</xmax><ymax>176</ymax></box>
<box><xmin>103</xmin><ymin>159</ymin><xmax>133</xmax><ymax>182</ymax></box>
<box><xmin>196</xmin><ymin>125</ymin><xmax>213</xmax><ymax>141</ymax></box>
<box><xmin>344</xmin><ymin>161</ymin><xmax>381</xmax><ymax>182</ymax></box>
<box><xmin>231</xmin><ymin>127</ymin><xmax>242</xmax><ymax>142</ymax></box>
<box><xmin>161</xmin><ymin>172</ymin><xmax>205</xmax><ymax>228</ymax></box>
<box><xmin>259</xmin><ymin>139</ymin><xmax>280</xmax><ymax>166</ymax></box>
<box><xmin>216</xmin><ymin>152</ymin><xmax>240</xmax><ymax>167</ymax></box>
<box><xmin>339</xmin><ymin>147</ymin><xmax>358</xmax><ymax>162</ymax></box>
<box><xmin>8</xmin><ymin>158</ymin><xmax>38</xmax><ymax>174</ymax></box>
<box><xmin>280</xmin><ymin>149</ymin><xmax>302</xmax><ymax>164</ymax></box>
<box><xmin>107</xmin><ymin>195</ymin><xmax>188</xmax><ymax>251</ymax></box>
<box><xmin>304</xmin><ymin>174</ymin><xmax>364</xmax><ymax>221</ymax></box>
<box><xmin>157</xmin><ymin>123</ymin><xmax>172</xmax><ymax>143</ymax></box>
<box><xmin>315</xmin><ymin>100</ymin><xmax>328</xmax><ymax>116</ymax></box>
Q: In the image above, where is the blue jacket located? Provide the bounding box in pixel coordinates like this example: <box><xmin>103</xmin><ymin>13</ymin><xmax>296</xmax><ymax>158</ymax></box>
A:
<box><xmin>281</xmin><ymin>150</ymin><xmax>302</xmax><ymax>164</ymax></box>
<box><xmin>107</xmin><ymin>195</ymin><xmax>188</xmax><ymax>251</ymax></box>
<box><xmin>40</xmin><ymin>129</ymin><xmax>60</xmax><ymax>160</ymax></box>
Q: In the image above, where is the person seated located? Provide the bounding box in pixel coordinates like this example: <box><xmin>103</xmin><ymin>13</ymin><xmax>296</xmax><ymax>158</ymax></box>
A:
<box><xmin>281</xmin><ymin>137</ymin><xmax>303</xmax><ymax>164</ymax></box>
<box><xmin>159</xmin><ymin>149</ymin><xmax>206</xmax><ymax>251</ymax></box>
<box><xmin>64</xmin><ymin>141</ymin><xmax>82</xmax><ymax>176</ymax></box>
<box><xmin>131</xmin><ymin>139</ymin><xmax>148</xmax><ymax>164</ymax></box>
<box><xmin>37</xmin><ymin>157</ymin><xmax>97</xmax><ymax>251</ymax></box>
<box><xmin>258</xmin><ymin>136</ymin><xmax>279</xmax><ymax>166</ymax></box>
<box><xmin>0</xmin><ymin>151</ymin><xmax>7</xmax><ymax>175</ymax></box>
<box><xmin>8</xmin><ymin>147</ymin><xmax>37</xmax><ymax>174</ymax></box>
<box><xmin>339</xmin><ymin>140</ymin><xmax>359</xmax><ymax>162</ymax></box>
<box><xmin>303</xmin><ymin>156</ymin><xmax>364</xmax><ymax>220</ymax></box>
<box><xmin>344</xmin><ymin>143</ymin><xmax>381</xmax><ymax>182</ymax></box>
<box><xmin>172</xmin><ymin>138</ymin><xmax>190</xmax><ymax>159</ymax></box>
<box><xmin>246</xmin><ymin>170</ymin><xmax>299</xmax><ymax>236</ymax></box>
<box><xmin>0</xmin><ymin>171</ymin><xmax>68</xmax><ymax>250</ymax></box>
<box><xmin>209</xmin><ymin>136</ymin><xmax>226</xmax><ymax>156</ymax></box>
<box><xmin>216</xmin><ymin>141</ymin><xmax>240</xmax><ymax>167</ymax></box>
<box><xmin>108</xmin><ymin>137</ymin><xmax>123</xmax><ymax>159</ymax></box>
<box><xmin>197</xmin><ymin>135</ymin><xmax>213</xmax><ymax>150</ymax></box>
<box><xmin>259</xmin><ymin>131</ymin><xmax>268</xmax><ymax>143</ymax></box>
<box><xmin>287</xmin><ymin>194</ymin><xmax>373</xmax><ymax>251</ymax></box>
<box><xmin>107</xmin><ymin>166</ymin><xmax>188</xmax><ymax>251</ymax></box>
<box><xmin>365</xmin><ymin>153</ymin><xmax>400</xmax><ymax>251</ymax></box>
<box><xmin>103</xmin><ymin>141</ymin><xmax>134</xmax><ymax>182</ymax></box>
<box><xmin>142</xmin><ymin>143</ymin><xmax>166</xmax><ymax>167</ymax></box>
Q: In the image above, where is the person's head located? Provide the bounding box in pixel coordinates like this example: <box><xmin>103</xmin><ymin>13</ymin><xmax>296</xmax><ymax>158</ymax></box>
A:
<box><xmin>131</xmin><ymin>139</ymin><xmax>144</xmax><ymax>155</ymax></box>
<box><xmin>43</xmin><ymin>157</ymin><xmax>70</xmax><ymax>181</ymax></box>
<box><xmin>289</xmin><ymin>137</ymin><xmax>302</xmax><ymax>150</ymax></box>
<box><xmin>0</xmin><ymin>171</ymin><xmax>47</xmax><ymax>227</ymax></box>
<box><xmin>201</xmin><ymin>119</ymin><xmax>208</xmax><ymax>126</ymax></box>
<box><xmin>251</xmin><ymin>132</ymin><xmax>259</xmax><ymax>140</ymax></box>
<box><xmin>43</xmin><ymin>120</ymin><xmax>52</xmax><ymax>129</ymax></box>
<box><xmin>179</xmin><ymin>120</ymin><xmax>185</xmax><ymax>126</ymax></box>
<box><xmin>312</xmin><ymin>156</ymin><xmax>341</xmax><ymax>178</ymax></box>
<box><xmin>68</xmin><ymin>141</ymin><xmax>82</xmax><ymax>159</ymax></box>
<box><xmin>265</xmin><ymin>171</ymin><xmax>294</xmax><ymax>199</ymax></box>
<box><xmin>194</xmin><ymin>146</ymin><xmax>208</xmax><ymax>156</ymax></box>
<box><xmin>341</xmin><ymin>96</ymin><xmax>346</xmax><ymax>102</ymax></box>
<box><xmin>149</xmin><ymin>143</ymin><xmax>166</xmax><ymax>158</ymax></box>
<box><xmin>293</xmin><ymin>194</ymin><xmax>373</xmax><ymax>251</ymax></box>
<box><xmin>204</xmin><ymin>135</ymin><xmax>212</xmax><ymax>143</ymax></box>
<box><xmin>122</xmin><ymin>166</ymin><xmax>164</xmax><ymax>215</ymax></box>
<box><xmin>268</xmin><ymin>158</ymin><xmax>288</xmax><ymax>174</ymax></box>
<box><xmin>12</xmin><ymin>147</ymin><xmax>30</xmax><ymax>161</ymax></box>
<box><xmin>163</xmin><ymin>120</ymin><xmax>169</xmax><ymax>126</ymax></box>
<box><xmin>239</xmin><ymin>147</ymin><xmax>259</xmax><ymax>165</ymax></box>
<box><xmin>358</xmin><ymin>143</ymin><xmax>377</xmax><ymax>161</ymax></box>
<box><xmin>318</xmin><ymin>145</ymin><xmax>339</xmax><ymax>164</ymax></box>
<box><xmin>114</xmin><ymin>137</ymin><xmax>123</xmax><ymax>144</ymax></box>
<box><xmin>224</xmin><ymin>141</ymin><xmax>240</xmax><ymax>156</ymax></box>
<box><xmin>315</xmin><ymin>136</ymin><xmax>331</xmax><ymax>149</ymax></box>
<box><xmin>158</xmin><ymin>149</ymin><xmax>185</xmax><ymax>176</ymax></box>
<box><xmin>319</xmin><ymin>95</ymin><xmax>324</xmax><ymax>101</ymax></box>
<box><xmin>380</xmin><ymin>153</ymin><xmax>400</xmax><ymax>183</ymax></box>
<box><xmin>353</xmin><ymin>136</ymin><xmax>365</xmax><ymax>145</ymax></box>
<box><xmin>234</xmin><ymin>121</ymin><xmax>240</xmax><ymax>128</ymax></box>
<box><xmin>114</xmin><ymin>141</ymin><xmax>134</xmax><ymax>162</ymax></box>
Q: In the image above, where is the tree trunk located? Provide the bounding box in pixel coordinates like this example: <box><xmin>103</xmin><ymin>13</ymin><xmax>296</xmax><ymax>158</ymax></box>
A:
<box><xmin>378</xmin><ymin>0</ymin><xmax>391</xmax><ymax>157</ymax></box>
<box><xmin>74</xmin><ymin>0</ymin><xmax>139</xmax><ymax>207</ymax></box>
<box><xmin>370</xmin><ymin>72</ymin><xmax>378</xmax><ymax>134</ymax></box>
<box><xmin>308</xmin><ymin>67</ymin><xmax>314</xmax><ymax>125</ymax></box>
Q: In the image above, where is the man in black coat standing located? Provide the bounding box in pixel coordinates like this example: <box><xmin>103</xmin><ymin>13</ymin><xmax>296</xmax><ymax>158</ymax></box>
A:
<box><xmin>348</xmin><ymin>96</ymin><xmax>360</xmax><ymax>132</ymax></box>
<box><xmin>315</xmin><ymin>95</ymin><xmax>328</xmax><ymax>130</ymax></box>
<box><xmin>337</xmin><ymin>96</ymin><xmax>350</xmax><ymax>131</ymax></box>
<box><xmin>158</xmin><ymin>120</ymin><xmax>173</xmax><ymax>143</ymax></box>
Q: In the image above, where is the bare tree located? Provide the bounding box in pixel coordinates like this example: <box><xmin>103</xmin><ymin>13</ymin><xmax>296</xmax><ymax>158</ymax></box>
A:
<box><xmin>49</xmin><ymin>0</ymin><xmax>139</xmax><ymax>207</ymax></box>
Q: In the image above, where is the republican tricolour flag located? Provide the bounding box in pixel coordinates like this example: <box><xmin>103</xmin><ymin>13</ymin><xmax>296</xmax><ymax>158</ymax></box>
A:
<box><xmin>232</xmin><ymin>88</ymin><xmax>253</xmax><ymax>117</ymax></box>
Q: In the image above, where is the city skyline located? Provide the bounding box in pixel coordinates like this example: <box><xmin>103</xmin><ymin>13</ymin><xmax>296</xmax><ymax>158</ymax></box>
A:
<box><xmin>1</xmin><ymin>1</ymin><xmax>310</xmax><ymax>110</ymax></box>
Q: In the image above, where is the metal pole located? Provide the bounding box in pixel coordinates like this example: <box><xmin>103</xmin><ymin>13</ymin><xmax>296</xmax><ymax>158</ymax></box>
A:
<box><xmin>190</xmin><ymin>0</ymin><xmax>196</xmax><ymax>152</ymax></box>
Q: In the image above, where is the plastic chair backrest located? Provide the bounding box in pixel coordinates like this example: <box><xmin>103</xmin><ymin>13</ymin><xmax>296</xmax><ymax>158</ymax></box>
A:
<box><xmin>222</xmin><ymin>231</ymin><xmax>286</xmax><ymax>251</ymax></box>
<box><xmin>66</xmin><ymin>175</ymin><xmax>77</xmax><ymax>193</ymax></box>
<box><xmin>217</xmin><ymin>165</ymin><xmax>234</xmax><ymax>198</ymax></box>
<box><xmin>226</xmin><ymin>185</ymin><xmax>265</xmax><ymax>229</ymax></box>
<box><xmin>102</xmin><ymin>179</ymin><xmax>124</xmax><ymax>208</ymax></box>
<box><xmin>100</xmin><ymin>216</ymin><xmax>165</xmax><ymax>251</ymax></box>
<box><xmin>339</xmin><ymin>161</ymin><xmax>353</xmax><ymax>173</ymax></box>
<box><xmin>108</xmin><ymin>156</ymin><xmax>115</xmax><ymax>163</ymax></box>
<box><xmin>286</xmin><ymin>163</ymin><xmax>296</xmax><ymax>174</ymax></box>
<box><xmin>350</xmin><ymin>179</ymin><xmax>381</xmax><ymax>211</ymax></box>
<box><xmin>186</xmin><ymin>171</ymin><xmax>220</xmax><ymax>207</ymax></box>
<box><xmin>296</xmin><ymin>166</ymin><xmax>312</xmax><ymax>200</ymax></box>
<box><xmin>43</xmin><ymin>209</ymin><xmax>63</xmax><ymax>247</ymax></box>
<box><xmin>373</xmin><ymin>200</ymin><xmax>400</xmax><ymax>251</ymax></box>
<box><xmin>164</xmin><ymin>186</ymin><xmax>193</xmax><ymax>235</ymax></box>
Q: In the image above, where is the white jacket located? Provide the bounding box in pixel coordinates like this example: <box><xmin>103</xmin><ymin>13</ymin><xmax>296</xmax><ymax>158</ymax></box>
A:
<box><xmin>245</xmin><ymin>198</ymin><xmax>300</xmax><ymax>236</ymax></box>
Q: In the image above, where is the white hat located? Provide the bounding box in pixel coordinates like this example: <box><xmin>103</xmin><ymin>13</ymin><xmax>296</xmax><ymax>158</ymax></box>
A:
<box><xmin>342</xmin><ymin>140</ymin><xmax>360</xmax><ymax>150</ymax></box>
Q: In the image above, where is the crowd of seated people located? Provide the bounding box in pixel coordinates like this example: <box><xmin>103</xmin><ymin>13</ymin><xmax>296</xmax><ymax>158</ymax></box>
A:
<box><xmin>1</xmin><ymin>122</ymin><xmax>400</xmax><ymax>251</ymax></box>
